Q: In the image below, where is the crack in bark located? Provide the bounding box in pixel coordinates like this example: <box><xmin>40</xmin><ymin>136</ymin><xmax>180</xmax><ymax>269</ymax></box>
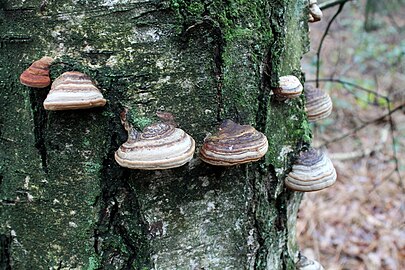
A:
<box><xmin>0</xmin><ymin>234</ymin><xmax>12</xmax><ymax>270</ymax></box>
<box><xmin>213</xmin><ymin>36</ymin><xmax>224</xmax><ymax>123</ymax></box>
<box><xmin>29</xmin><ymin>89</ymin><xmax>49</xmax><ymax>173</ymax></box>
<box><xmin>93</xmin><ymin>78</ymin><xmax>150</xmax><ymax>269</ymax></box>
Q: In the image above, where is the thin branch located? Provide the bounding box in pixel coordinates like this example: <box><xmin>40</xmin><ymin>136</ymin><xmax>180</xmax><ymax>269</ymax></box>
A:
<box><xmin>321</xmin><ymin>103</ymin><xmax>405</xmax><ymax>147</ymax></box>
<box><xmin>319</xmin><ymin>0</ymin><xmax>353</xmax><ymax>10</ymax></box>
<box><xmin>386</xmin><ymin>99</ymin><xmax>404</xmax><ymax>189</ymax></box>
<box><xmin>307</xmin><ymin>78</ymin><xmax>389</xmax><ymax>99</ymax></box>
<box><xmin>316</xmin><ymin>3</ymin><xmax>346</xmax><ymax>87</ymax></box>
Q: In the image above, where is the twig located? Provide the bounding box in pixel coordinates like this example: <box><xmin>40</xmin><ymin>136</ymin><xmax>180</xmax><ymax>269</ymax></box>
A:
<box><xmin>316</xmin><ymin>3</ymin><xmax>347</xmax><ymax>87</ymax></box>
<box><xmin>321</xmin><ymin>103</ymin><xmax>404</xmax><ymax>147</ymax></box>
<box><xmin>319</xmin><ymin>0</ymin><xmax>353</xmax><ymax>10</ymax></box>
<box><xmin>386</xmin><ymin>99</ymin><xmax>404</xmax><ymax>190</ymax></box>
<box><xmin>328</xmin><ymin>144</ymin><xmax>383</xmax><ymax>161</ymax></box>
<box><xmin>307</xmin><ymin>78</ymin><xmax>389</xmax><ymax>99</ymax></box>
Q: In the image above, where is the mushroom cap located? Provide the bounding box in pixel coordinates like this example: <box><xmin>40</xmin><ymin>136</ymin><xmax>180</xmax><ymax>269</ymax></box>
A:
<box><xmin>309</xmin><ymin>0</ymin><xmax>318</xmax><ymax>5</ymax></box>
<box><xmin>273</xmin><ymin>75</ymin><xmax>303</xmax><ymax>99</ymax></box>
<box><xmin>43</xmin><ymin>71</ymin><xmax>106</xmax><ymax>110</ymax></box>
<box><xmin>285</xmin><ymin>148</ymin><xmax>336</xmax><ymax>192</ymax></box>
<box><xmin>19</xmin><ymin>56</ymin><xmax>54</xmax><ymax>88</ymax></box>
<box><xmin>200</xmin><ymin>120</ymin><xmax>268</xmax><ymax>166</ymax></box>
<box><xmin>309</xmin><ymin>4</ymin><xmax>323</xmax><ymax>21</ymax></box>
<box><xmin>115</xmin><ymin>122</ymin><xmax>195</xmax><ymax>170</ymax></box>
<box><xmin>304</xmin><ymin>85</ymin><xmax>333</xmax><ymax>122</ymax></box>
<box><xmin>296</xmin><ymin>255</ymin><xmax>325</xmax><ymax>270</ymax></box>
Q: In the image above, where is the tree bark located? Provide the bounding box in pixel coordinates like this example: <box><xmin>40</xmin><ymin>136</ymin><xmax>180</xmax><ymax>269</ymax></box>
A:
<box><xmin>0</xmin><ymin>0</ymin><xmax>310</xmax><ymax>269</ymax></box>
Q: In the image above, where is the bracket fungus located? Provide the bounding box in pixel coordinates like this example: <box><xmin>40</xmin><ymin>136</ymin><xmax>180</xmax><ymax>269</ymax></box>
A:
<box><xmin>304</xmin><ymin>85</ymin><xmax>333</xmax><ymax>122</ymax></box>
<box><xmin>285</xmin><ymin>148</ymin><xmax>336</xmax><ymax>192</ymax></box>
<box><xmin>19</xmin><ymin>56</ymin><xmax>54</xmax><ymax>88</ymax></box>
<box><xmin>43</xmin><ymin>71</ymin><xmax>106</xmax><ymax>110</ymax></box>
<box><xmin>273</xmin><ymin>75</ymin><xmax>303</xmax><ymax>100</ymax></box>
<box><xmin>296</xmin><ymin>255</ymin><xmax>325</xmax><ymax>270</ymax></box>
<box><xmin>308</xmin><ymin>0</ymin><xmax>323</xmax><ymax>23</ymax></box>
<box><xmin>200</xmin><ymin>120</ymin><xmax>268</xmax><ymax>166</ymax></box>
<box><xmin>115</xmin><ymin>111</ymin><xmax>195</xmax><ymax>170</ymax></box>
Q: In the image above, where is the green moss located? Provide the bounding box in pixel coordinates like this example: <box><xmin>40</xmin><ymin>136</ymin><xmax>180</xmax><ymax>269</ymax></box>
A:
<box><xmin>86</xmin><ymin>256</ymin><xmax>101</xmax><ymax>270</ymax></box>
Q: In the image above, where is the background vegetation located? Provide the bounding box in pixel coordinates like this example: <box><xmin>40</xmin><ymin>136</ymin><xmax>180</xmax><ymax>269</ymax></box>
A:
<box><xmin>298</xmin><ymin>0</ymin><xmax>404</xmax><ymax>269</ymax></box>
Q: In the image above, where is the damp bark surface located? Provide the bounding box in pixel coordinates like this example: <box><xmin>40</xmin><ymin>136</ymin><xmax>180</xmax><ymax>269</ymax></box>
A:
<box><xmin>0</xmin><ymin>0</ymin><xmax>310</xmax><ymax>269</ymax></box>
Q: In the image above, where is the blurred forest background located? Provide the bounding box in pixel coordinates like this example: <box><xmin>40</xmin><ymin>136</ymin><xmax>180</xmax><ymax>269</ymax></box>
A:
<box><xmin>298</xmin><ymin>0</ymin><xmax>404</xmax><ymax>269</ymax></box>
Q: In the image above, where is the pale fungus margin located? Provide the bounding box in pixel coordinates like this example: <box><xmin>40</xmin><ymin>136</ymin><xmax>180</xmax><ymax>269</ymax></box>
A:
<box><xmin>200</xmin><ymin>120</ymin><xmax>268</xmax><ymax>166</ymax></box>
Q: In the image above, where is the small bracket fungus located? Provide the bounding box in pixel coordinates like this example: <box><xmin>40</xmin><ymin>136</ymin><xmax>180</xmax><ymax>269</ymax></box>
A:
<box><xmin>296</xmin><ymin>254</ymin><xmax>325</xmax><ymax>270</ymax></box>
<box><xmin>19</xmin><ymin>56</ymin><xmax>54</xmax><ymax>88</ymax></box>
<box><xmin>304</xmin><ymin>85</ymin><xmax>333</xmax><ymax>122</ymax></box>
<box><xmin>273</xmin><ymin>75</ymin><xmax>303</xmax><ymax>100</ymax></box>
<box><xmin>285</xmin><ymin>147</ymin><xmax>336</xmax><ymax>192</ymax></box>
<box><xmin>43</xmin><ymin>71</ymin><xmax>106</xmax><ymax>110</ymax></box>
<box><xmin>200</xmin><ymin>120</ymin><xmax>268</xmax><ymax>166</ymax></box>
<box><xmin>308</xmin><ymin>0</ymin><xmax>323</xmax><ymax>23</ymax></box>
<box><xmin>115</xmin><ymin>111</ymin><xmax>195</xmax><ymax>170</ymax></box>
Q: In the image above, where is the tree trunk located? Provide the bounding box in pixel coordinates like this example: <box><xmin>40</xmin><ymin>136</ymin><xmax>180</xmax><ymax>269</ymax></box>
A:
<box><xmin>0</xmin><ymin>0</ymin><xmax>310</xmax><ymax>269</ymax></box>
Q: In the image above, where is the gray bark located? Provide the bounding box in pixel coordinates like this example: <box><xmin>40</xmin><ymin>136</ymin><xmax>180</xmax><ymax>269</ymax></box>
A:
<box><xmin>0</xmin><ymin>0</ymin><xmax>310</xmax><ymax>269</ymax></box>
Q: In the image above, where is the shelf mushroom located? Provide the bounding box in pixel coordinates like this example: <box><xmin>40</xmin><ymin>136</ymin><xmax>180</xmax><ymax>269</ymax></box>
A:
<box><xmin>297</xmin><ymin>255</ymin><xmax>325</xmax><ymax>270</ymax></box>
<box><xmin>273</xmin><ymin>75</ymin><xmax>303</xmax><ymax>100</ymax></box>
<box><xmin>308</xmin><ymin>0</ymin><xmax>323</xmax><ymax>23</ymax></box>
<box><xmin>200</xmin><ymin>120</ymin><xmax>268</xmax><ymax>166</ymax></box>
<box><xmin>115</xmin><ymin>111</ymin><xmax>195</xmax><ymax>170</ymax></box>
<box><xmin>19</xmin><ymin>56</ymin><xmax>54</xmax><ymax>88</ymax></box>
<box><xmin>304</xmin><ymin>85</ymin><xmax>333</xmax><ymax>122</ymax></box>
<box><xmin>43</xmin><ymin>71</ymin><xmax>106</xmax><ymax>110</ymax></box>
<box><xmin>285</xmin><ymin>147</ymin><xmax>336</xmax><ymax>192</ymax></box>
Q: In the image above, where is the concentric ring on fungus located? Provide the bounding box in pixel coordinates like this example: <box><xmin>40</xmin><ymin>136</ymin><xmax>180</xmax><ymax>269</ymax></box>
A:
<box><xmin>115</xmin><ymin>122</ymin><xmax>195</xmax><ymax>170</ymax></box>
<box><xmin>304</xmin><ymin>85</ymin><xmax>333</xmax><ymax>122</ymax></box>
<box><xmin>20</xmin><ymin>56</ymin><xmax>54</xmax><ymax>88</ymax></box>
<box><xmin>200</xmin><ymin>120</ymin><xmax>268</xmax><ymax>166</ymax></box>
<box><xmin>273</xmin><ymin>75</ymin><xmax>303</xmax><ymax>100</ymax></box>
<box><xmin>43</xmin><ymin>71</ymin><xmax>106</xmax><ymax>110</ymax></box>
<box><xmin>285</xmin><ymin>148</ymin><xmax>336</xmax><ymax>192</ymax></box>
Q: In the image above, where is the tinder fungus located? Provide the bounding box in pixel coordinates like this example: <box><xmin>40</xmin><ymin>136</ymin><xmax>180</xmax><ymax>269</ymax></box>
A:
<box><xmin>200</xmin><ymin>120</ymin><xmax>268</xmax><ymax>166</ymax></box>
<box><xmin>308</xmin><ymin>0</ymin><xmax>323</xmax><ymax>23</ymax></box>
<box><xmin>304</xmin><ymin>85</ymin><xmax>333</xmax><ymax>122</ymax></box>
<box><xmin>285</xmin><ymin>148</ymin><xmax>336</xmax><ymax>192</ymax></box>
<box><xmin>20</xmin><ymin>56</ymin><xmax>53</xmax><ymax>88</ymax></box>
<box><xmin>273</xmin><ymin>75</ymin><xmax>303</xmax><ymax>100</ymax></box>
<box><xmin>297</xmin><ymin>255</ymin><xmax>325</xmax><ymax>270</ymax></box>
<box><xmin>115</xmin><ymin>122</ymin><xmax>195</xmax><ymax>170</ymax></box>
<box><xmin>43</xmin><ymin>71</ymin><xmax>106</xmax><ymax>110</ymax></box>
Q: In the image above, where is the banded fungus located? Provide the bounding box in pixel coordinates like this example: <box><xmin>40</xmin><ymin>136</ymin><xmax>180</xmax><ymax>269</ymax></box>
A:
<box><xmin>115</xmin><ymin>111</ymin><xmax>195</xmax><ymax>170</ymax></box>
<box><xmin>273</xmin><ymin>75</ymin><xmax>303</xmax><ymax>100</ymax></box>
<box><xmin>285</xmin><ymin>147</ymin><xmax>336</xmax><ymax>192</ymax></box>
<box><xmin>43</xmin><ymin>71</ymin><xmax>106</xmax><ymax>110</ymax></box>
<box><xmin>304</xmin><ymin>85</ymin><xmax>333</xmax><ymax>122</ymax></box>
<box><xmin>308</xmin><ymin>0</ymin><xmax>323</xmax><ymax>23</ymax></box>
<box><xmin>296</xmin><ymin>255</ymin><xmax>325</xmax><ymax>270</ymax></box>
<box><xmin>19</xmin><ymin>56</ymin><xmax>54</xmax><ymax>88</ymax></box>
<box><xmin>200</xmin><ymin>120</ymin><xmax>268</xmax><ymax>166</ymax></box>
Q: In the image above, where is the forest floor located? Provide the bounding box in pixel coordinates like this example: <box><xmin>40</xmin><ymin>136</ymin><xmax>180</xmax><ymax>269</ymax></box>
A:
<box><xmin>298</xmin><ymin>1</ymin><xmax>405</xmax><ymax>269</ymax></box>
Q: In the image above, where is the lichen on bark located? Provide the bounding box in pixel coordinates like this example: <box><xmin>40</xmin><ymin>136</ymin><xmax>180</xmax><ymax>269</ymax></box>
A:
<box><xmin>1</xmin><ymin>0</ymin><xmax>310</xmax><ymax>269</ymax></box>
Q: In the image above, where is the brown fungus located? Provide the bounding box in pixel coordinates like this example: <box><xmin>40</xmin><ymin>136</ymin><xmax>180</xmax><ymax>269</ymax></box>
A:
<box><xmin>19</xmin><ymin>56</ymin><xmax>54</xmax><ymax>88</ymax></box>
<box><xmin>115</xmin><ymin>111</ymin><xmax>195</xmax><ymax>170</ymax></box>
<box><xmin>200</xmin><ymin>120</ymin><xmax>268</xmax><ymax>166</ymax></box>
<box><xmin>308</xmin><ymin>0</ymin><xmax>323</xmax><ymax>23</ymax></box>
<box><xmin>273</xmin><ymin>75</ymin><xmax>303</xmax><ymax>100</ymax></box>
<box><xmin>304</xmin><ymin>85</ymin><xmax>333</xmax><ymax>122</ymax></box>
<box><xmin>43</xmin><ymin>71</ymin><xmax>106</xmax><ymax>110</ymax></box>
<box><xmin>285</xmin><ymin>147</ymin><xmax>336</xmax><ymax>192</ymax></box>
<box><xmin>296</xmin><ymin>255</ymin><xmax>325</xmax><ymax>270</ymax></box>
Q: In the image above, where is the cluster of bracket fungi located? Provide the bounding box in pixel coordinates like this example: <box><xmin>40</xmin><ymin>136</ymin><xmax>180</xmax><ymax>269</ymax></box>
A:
<box><xmin>20</xmin><ymin>57</ymin><xmax>106</xmax><ymax>110</ymax></box>
<box><xmin>19</xmin><ymin>57</ymin><xmax>336</xmax><ymax>193</ymax></box>
<box><xmin>18</xmin><ymin>2</ymin><xmax>332</xmax><ymax>266</ymax></box>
